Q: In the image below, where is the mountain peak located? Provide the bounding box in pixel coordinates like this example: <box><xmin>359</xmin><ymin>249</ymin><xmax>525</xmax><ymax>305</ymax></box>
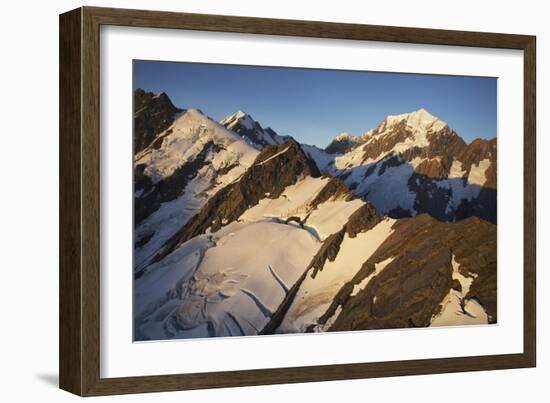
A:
<box><xmin>370</xmin><ymin>109</ymin><xmax>449</xmax><ymax>149</ymax></box>
<box><xmin>151</xmin><ymin>91</ymin><xmax>168</xmax><ymax>100</ymax></box>
<box><xmin>220</xmin><ymin>111</ymin><xmax>285</xmax><ymax>148</ymax></box>
<box><xmin>184</xmin><ymin>107</ymin><xmax>206</xmax><ymax>117</ymax></box>
<box><xmin>220</xmin><ymin>110</ymin><xmax>256</xmax><ymax>130</ymax></box>
<box><xmin>407</xmin><ymin>108</ymin><xmax>443</xmax><ymax>127</ymax></box>
<box><xmin>383</xmin><ymin>108</ymin><xmax>445</xmax><ymax>130</ymax></box>
<box><xmin>414</xmin><ymin>107</ymin><xmax>434</xmax><ymax>117</ymax></box>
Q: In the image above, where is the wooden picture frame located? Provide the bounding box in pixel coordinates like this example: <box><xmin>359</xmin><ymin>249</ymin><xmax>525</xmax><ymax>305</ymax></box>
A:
<box><xmin>59</xmin><ymin>6</ymin><xmax>536</xmax><ymax>396</ymax></box>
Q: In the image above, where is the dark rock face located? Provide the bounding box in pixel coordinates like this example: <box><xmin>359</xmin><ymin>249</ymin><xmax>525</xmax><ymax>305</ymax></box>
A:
<box><xmin>323</xmin><ymin>215</ymin><xmax>496</xmax><ymax>331</ymax></box>
<box><xmin>425</xmin><ymin>127</ymin><xmax>468</xmax><ymax>159</ymax></box>
<box><xmin>361</xmin><ymin>120</ymin><xmax>412</xmax><ymax>162</ymax></box>
<box><xmin>134</xmin><ymin>141</ymin><xmax>220</xmax><ymax>225</ymax></box>
<box><xmin>378</xmin><ymin>154</ymin><xmax>404</xmax><ymax>175</ymax></box>
<box><xmin>406</xmin><ymin>171</ymin><xmax>497</xmax><ymax>224</ymax></box>
<box><xmin>325</xmin><ymin>136</ymin><xmax>365</xmax><ymax>154</ymax></box>
<box><xmin>414</xmin><ymin>158</ymin><xmax>447</xmax><ymax>178</ymax></box>
<box><xmin>151</xmin><ymin>139</ymin><xmax>321</xmax><ymax>263</ymax></box>
<box><xmin>344</xmin><ymin>203</ymin><xmax>382</xmax><ymax>237</ymax></box>
<box><xmin>402</xmin><ymin>127</ymin><xmax>466</xmax><ymax>168</ymax></box>
<box><xmin>309</xmin><ymin>177</ymin><xmax>356</xmax><ymax>209</ymax></box>
<box><xmin>134</xmin><ymin>89</ymin><xmax>183</xmax><ymax>154</ymax></box>
<box><xmin>309</xmin><ymin>231</ymin><xmax>346</xmax><ymax>278</ymax></box>
<box><xmin>227</xmin><ymin>119</ymin><xmax>267</xmax><ymax>146</ymax></box>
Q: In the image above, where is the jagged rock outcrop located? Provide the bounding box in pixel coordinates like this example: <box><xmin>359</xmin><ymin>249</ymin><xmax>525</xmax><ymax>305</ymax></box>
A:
<box><xmin>134</xmin><ymin>89</ymin><xmax>183</xmax><ymax>154</ymax></box>
<box><xmin>308</xmin><ymin>176</ymin><xmax>356</xmax><ymax>209</ymax></box>
<box><xmin>325</xmin><ymin>133</ymin><xmax>366</xmax><ymax>154</ymax></box>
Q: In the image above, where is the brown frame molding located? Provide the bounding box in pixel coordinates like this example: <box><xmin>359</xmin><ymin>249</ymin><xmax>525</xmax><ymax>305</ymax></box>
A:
<box><xmin>59</xmin><ymin>6</ymin><xmax>536</xmax><ymax>396</ymax></box>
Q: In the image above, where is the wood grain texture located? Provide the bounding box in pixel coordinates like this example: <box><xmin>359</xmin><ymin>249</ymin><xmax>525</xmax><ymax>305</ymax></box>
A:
<box><xmin>523</xmin><ymin>37</ymin><xmax>537</xmax><ymax>367</ymax></box>
<box><xmin>59</xmin><ymin>8</ymin><xmax>82</xmax><ymax>396</ymax></box>
<box><xmin>59</xmin><ymin>6</ymin><xmax>537</xmax><ymax>396</ymax></box>
<box><xmin>81</xmin><ymin>6</ymin><xmax>102</xmax><ymax>396</ymax></box>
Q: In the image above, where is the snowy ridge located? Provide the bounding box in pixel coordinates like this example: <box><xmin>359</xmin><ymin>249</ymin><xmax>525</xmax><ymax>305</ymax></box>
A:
<box><xmin>219</xmin><ymin>110</ymin><xmax>285</xmax><ymax>147</ymax></box>
<box><xmin>219</xmin><ymin>110</ymin><xmax>256</xmax><ymax>131</ymax></box>
<box><xmin>377</xmin><ymin>108</ymin><xmax>447</xmax><ymax>136</ymax></box>
<box><xmin>136</xmin><ymin>109</ymin><xmax>259</xmax><ymax>182</ymax></box>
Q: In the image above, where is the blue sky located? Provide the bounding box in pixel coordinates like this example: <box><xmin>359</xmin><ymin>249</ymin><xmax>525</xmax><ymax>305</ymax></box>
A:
<box><xmin>134</xmin><ymin>60</ymin><xmax>497</xmax><ymax>147</ymax></box>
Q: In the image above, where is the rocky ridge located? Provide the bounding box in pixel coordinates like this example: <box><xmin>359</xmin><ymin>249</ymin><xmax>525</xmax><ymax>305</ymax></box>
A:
<box><xmin>134</xmin><ymin>89</ymin><xmax>183</xmax><ymax>154</ymax></box>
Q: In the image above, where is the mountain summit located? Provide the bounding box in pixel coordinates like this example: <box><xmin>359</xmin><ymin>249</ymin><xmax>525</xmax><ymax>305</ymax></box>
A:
<box><xmin>219</xmin><ymin>111</ymin><xmax>287</xmax><ymax>148</ymax></box>
<box><xmin>308</xmin><ymin>109</ymin><xmax>497</xmax><ymax>223</ymax></box>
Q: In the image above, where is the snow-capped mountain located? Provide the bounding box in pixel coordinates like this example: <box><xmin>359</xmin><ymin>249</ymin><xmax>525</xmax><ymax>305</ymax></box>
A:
<box><xmin>306</xmin><ymin>108</ymin><xmax>497</xmax><ymax>223</ymax></box>
<box><xmin>132</xmin><ymin>91</ymin><xmax>497</xmax><ymax>341</ymax></box>
<box><xmin>219</xmin><ymin>110</ymin><xmax>289</xmax><ymax>148</ymax></box>
<box><xmin>133</xmin><ymin>106</ymin><xmax>259</xmax><ymax>273</ymax></box>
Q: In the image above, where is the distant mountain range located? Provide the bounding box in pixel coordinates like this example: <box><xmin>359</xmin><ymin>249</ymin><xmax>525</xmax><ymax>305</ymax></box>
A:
<box><xmin>133</xmin><ymin>89</ymin><xmax>497</xmax><ymax>341</ymax></box>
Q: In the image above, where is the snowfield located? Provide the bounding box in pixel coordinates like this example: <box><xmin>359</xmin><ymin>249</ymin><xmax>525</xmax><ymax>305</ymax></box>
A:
<box><xmin>135</xmin><ymin>220</ymin><xmax>322</xmax><ymax>340</ymax></box>
<box><xmin>134</xmin><ymin>236</ymin><xmax>213</xmax><ymax>340</ymax></box>
<box><xmin>467</xmin><ymin>158</ymin><xmax>491</xmax><ymax>186</ymax></box>
<box><xmin>240</xmin><ymin>176</ymin><xmax>364</xmax><ymax>241</ymax></box>
<box><xmin>240</xmin><ymin>177</ymin><xmax>330</xmax><ymax>223</ymax></box>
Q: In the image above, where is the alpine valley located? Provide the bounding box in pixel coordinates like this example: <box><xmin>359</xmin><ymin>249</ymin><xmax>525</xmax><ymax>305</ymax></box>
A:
<box><xmin>133</xmin><ymin>89</ymin><xmax>497</xmax><ymax>341</ymax></box>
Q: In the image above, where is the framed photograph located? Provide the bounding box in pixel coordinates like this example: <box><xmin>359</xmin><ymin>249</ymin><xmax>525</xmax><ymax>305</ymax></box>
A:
<box><xmin>59</xmin><ymin>6</ymin><xmax>536</xmax><ymax>396</ymax></box>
